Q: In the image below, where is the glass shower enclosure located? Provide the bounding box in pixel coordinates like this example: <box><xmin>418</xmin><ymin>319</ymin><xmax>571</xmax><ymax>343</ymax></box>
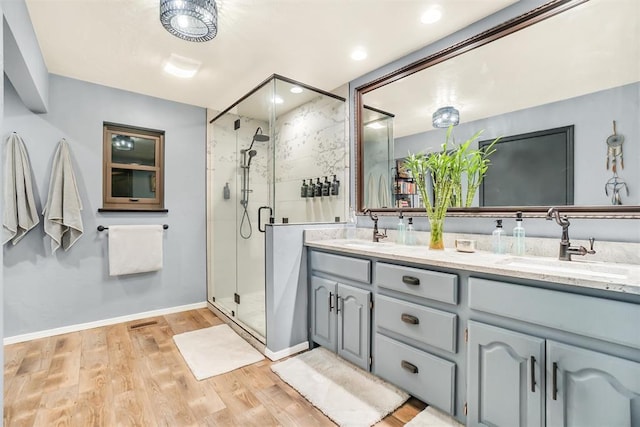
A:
<box><xmin>207</xmin><ymin>75</ymin><xmax>347</xmax><ymax>342</ymax></box>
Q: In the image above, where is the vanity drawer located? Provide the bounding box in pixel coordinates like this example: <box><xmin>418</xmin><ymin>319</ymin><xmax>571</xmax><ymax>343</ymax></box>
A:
<box><xmin>376</xmin><ymin>263</ymin><xmax>457</xmax><ymax>304</ymax></box>
<box><xmin>310</xmin><ymin>251</ymin><xmax>371</xmax><ymax>283</ymax></box>
<box><xmin>375</xmin><ymin>333</ymin><xmax>455</xmax><ymax>414</ymax></box>
<box><xmin>376</xmin><ymin>295</ymin><xmax>457</xmax><ymax>353</ymax></box>
<box><xmin>469</xmin><ymin>277</ymin><xmax>640</xmax><ymax>349</ymax></box>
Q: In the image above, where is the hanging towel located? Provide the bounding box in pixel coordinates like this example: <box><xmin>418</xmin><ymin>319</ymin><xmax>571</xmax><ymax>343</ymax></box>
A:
<box><xmin>3</xmin><ymin>133</ymin><xmax>40</xmax><ymax>245</ymax></box>
<box><xmin>108</xmin><ymin>225</ymin><xmax>164</xmax><ymax>276</ymax></box>
<box><xmin>42</xmin><ymin>139</ymin><xmax>84</xmax><ymax>253</ymax></box>
<box><xmin>367</xmin><ymin>173</ymin><xmax>379</xmax><ymax>208</ymax></box>
<box><xmin>378</xmin><ymin>174</ymin><xmax>390</xmax><ymax>208</ymax></box>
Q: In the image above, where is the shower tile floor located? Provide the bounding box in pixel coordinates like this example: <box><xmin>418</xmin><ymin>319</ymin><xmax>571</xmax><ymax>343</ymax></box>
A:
<box><xmin>217</xmin><ymin>291</ymin><xmax>266</xmax><ymax>338</ymax></box>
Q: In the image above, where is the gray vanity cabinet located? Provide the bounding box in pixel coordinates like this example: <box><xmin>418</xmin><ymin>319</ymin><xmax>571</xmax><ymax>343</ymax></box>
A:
<box><xmin>467</xmin><ymin>321</ymin><xmax>545</xmax><ymax>427</ymax></box>
<box><xmin>309</xmin><ymin>251</ymin><xmax>372</xmax><ymax>371</ymax></box>
<box><xmin>546</xmin><ymin>341</ymin><xmax>640</xmax><ymax>427</ymax></box>
<box><xmin>310</xmin><ymin>276</ymin><xmax>371</xmax><ymax>370</ymax></box>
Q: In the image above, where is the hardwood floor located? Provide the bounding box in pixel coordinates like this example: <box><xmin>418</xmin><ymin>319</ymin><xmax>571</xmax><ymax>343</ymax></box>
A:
<box><xmin>4</xmin><ymin>308</ymin><xmax>426</xmax><ymax>426</ymax></box>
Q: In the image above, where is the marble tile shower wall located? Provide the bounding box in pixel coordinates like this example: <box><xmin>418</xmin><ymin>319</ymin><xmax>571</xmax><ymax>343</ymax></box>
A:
<box><xmin>274</xmin><ymin>95</ymin><xmax>348</xmax><ymax>223</ymax></box>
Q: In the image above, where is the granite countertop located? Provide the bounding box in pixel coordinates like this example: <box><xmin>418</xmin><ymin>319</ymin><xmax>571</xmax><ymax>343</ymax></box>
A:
<box><xmin>305</xmin><ymin>238</ymin><xmax>640</xmax><ymax>295</ymax></box>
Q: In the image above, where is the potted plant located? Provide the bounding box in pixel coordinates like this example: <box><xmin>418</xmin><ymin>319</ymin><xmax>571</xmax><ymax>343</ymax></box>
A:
<box><xmin>404</xmin><ymin>126</ymin><xmax>499</xmax><ymax>249</ymax></box>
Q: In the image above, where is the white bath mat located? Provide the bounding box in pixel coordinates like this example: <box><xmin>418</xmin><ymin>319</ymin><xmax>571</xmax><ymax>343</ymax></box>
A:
<box><xmin>405</xmin><ymin>406</ymin><xmax>464</xmax><ymax>427</ymax></box>
<box><xmin>271</xmin><ymin>347</ymin><xmax>409</xmax><ymax>427</ymax></box>
<box><xmin>173</xmin><ymin>324</ymin><xmax>264</xmax><ymax>380</ymax></box>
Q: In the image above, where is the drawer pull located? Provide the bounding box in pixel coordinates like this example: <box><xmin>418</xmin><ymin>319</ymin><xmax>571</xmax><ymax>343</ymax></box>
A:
<box><xmin>329</xmin><ymin>292</ymin><xmax>334</xmax><ymax>313</ymax></box>
<box><xmin>401</xmin><ymin>313</ymin><xmax>420</xmax><ymax>325</ymax></box>
<box><xmin>402</xmin><ymin>275</ymin><xmax>420</xmax><ymax>286</ymax></box>
<box><xmin>401</xmin><ymin>360</ymin><xmax>419</xmax><ymax>374</ymax></box>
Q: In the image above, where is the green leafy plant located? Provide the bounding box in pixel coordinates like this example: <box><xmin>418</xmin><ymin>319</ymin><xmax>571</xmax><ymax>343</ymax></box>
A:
<box><xmin>404</xmin><ymin>126</ymin><xmax>499</xmax><ymax>249</ymax></box>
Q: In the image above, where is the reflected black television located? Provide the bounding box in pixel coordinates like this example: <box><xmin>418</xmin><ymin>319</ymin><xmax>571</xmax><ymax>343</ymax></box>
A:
<box><xmin>479</xmin><ymin>125</ymin><xmax>574</xmax><ymax>206</ymax></box>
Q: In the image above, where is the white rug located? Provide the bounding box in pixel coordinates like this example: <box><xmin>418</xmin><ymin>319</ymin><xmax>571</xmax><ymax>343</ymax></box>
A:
<box><xmin>405</xmin><ymin>407</ymin><xmax>464</xmax><ymax>427</ymax></box>
<box><xmin>173</xmin><ymin>324</ymin><xmax>264</xmax><ymax>380</ymax></box>
<box><xmin>271</xmin><ymin>347</ymin><xmax>409</xmax><ymax>427</ymax></box>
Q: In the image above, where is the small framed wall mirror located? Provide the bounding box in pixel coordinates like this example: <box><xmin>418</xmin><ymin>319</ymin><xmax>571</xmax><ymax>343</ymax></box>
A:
<box><xmin>355</xmin><ymin>0</ymin><xmax>640</xmax><ymax>217</ymax></box>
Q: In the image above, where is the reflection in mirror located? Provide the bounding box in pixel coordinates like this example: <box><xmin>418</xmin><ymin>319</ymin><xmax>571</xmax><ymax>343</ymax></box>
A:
<box><xmin>362</xmin><ymin>106</ymin><xmax>394</xmax><ymax>209</ymax></box>
<box><xmin>358</xmin><ymin>0</ymin><xmax>639</xmax><ymax>215</ymax></box>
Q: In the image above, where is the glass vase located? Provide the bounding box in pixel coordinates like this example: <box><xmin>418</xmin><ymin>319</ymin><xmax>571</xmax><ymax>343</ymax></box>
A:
<box><xmin>429</xmin><ymin>216</ymin><xmax>445</xmax><ymax>250</ymax></box>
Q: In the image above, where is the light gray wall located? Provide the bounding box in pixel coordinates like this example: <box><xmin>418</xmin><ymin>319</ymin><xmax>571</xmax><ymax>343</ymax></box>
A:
<box><xmin>2</xmin><ymin>74</ymin><xmax>207</xmax><ymax>337</ymax></box>
<box><xmin>348</xmin><ymin>0</ymin><xmax>639</xmax><ymax>243</ymax></box>
<box><xmin>2</xmin><ymin>0</ymin><xmax>48</xmax><ymax>112</ymax></box>
<box><xmin>1</xmin><ymin>0</ymin><xmax>5</xmax><ymax>418</ymax></box>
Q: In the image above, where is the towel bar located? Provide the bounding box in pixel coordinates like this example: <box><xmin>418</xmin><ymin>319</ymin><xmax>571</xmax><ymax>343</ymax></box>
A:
<box><xmin>97</xmin><ymin>224</ymin><xmax>169</xmax><ymax>231</ymax></box>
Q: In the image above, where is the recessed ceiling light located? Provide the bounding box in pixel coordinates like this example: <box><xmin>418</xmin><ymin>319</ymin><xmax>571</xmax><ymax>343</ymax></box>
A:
<box><xmin>290</xmin><ymin>86</ymin><xmax>303</xmax><ymax>94</ymax></box>
<box><xmin>273</xmin><ymin>96</ymin><xmax>284</xmax><ymax>104</ymax></box>
<box><xmin>421</xmin><ymin>6</ymin><xmax>442</xmax><ymax>24</ymax></box>
<box><xmin>351</xmin><ymin>48</ymin><xmax>367</xmax><ymax>61</ymax></box>
<box><xmin>163</xmin><ymin>53</ymin><xmax>201</xmax><ymax>78</ymax></box>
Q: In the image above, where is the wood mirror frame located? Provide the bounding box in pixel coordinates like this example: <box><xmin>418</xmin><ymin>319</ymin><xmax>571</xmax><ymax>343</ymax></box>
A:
<box><xmin>354</xmin><ymin>0</ymin><xmax>640</xmax><ymax>219</ymax></box>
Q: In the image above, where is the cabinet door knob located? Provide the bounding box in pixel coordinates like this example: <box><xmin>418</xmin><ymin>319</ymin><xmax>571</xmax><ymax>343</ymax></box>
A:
<box><xmin>401</xmin><ymin>360</ymin><xmax>419</xmax><ymax>374</ymax></box>
<box><xmin>401</xmin><ymin>313</ymin><xmax>419</xmax><ymax>325</ymax></box>
<box><xmin>402</xmin><ymin>275</ymin><xmax>420</xmax><ymax>286</ymax></box>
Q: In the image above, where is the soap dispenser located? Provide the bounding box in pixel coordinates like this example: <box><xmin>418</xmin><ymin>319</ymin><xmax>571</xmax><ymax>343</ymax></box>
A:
<box><xmin>492</xmin><ymin>219</ymin><xmax>506</xmax><ymax>254</ymax></box>
<box><xmin>322</xmin><ymin>176</ymin><xmax>331</xmax><ymax>196</ymax></box>
<box><xmin>307</xmin><ymin>178</ymin><xmax>315</xmax><ymax>198</ymax></box>
<box><xmin>314</xmin><ymin>178</ymin><xmax>322</xmax><ymax>197</ymax></box>
<box><xmin>513</xmin><ymin>211</ymin><xmax>526</xmax><ymax>256</ymax></box>
<box><xmin>331</xmin><ymin>175</ymin><xmax>340</xmax><ymax>196</ymax></box>
<box><xmin>396</xmin><ymin>211</ymin><xmax>406</xmax><ymax>244</ymax></box>
<box><xmin>406</xmin><ymin>217</ymin><xmax>416</xmax><ymax>246</ymax></box>
<box><xmin>301</xmin><ymin>180</ymin><xmax>308</xmax><ymax>198</ymax></box>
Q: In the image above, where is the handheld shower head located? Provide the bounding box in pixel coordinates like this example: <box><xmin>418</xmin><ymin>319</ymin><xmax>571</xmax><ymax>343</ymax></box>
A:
<box><xmin>247</xmin><ymin>149</ymin><xmax>257</xmax><ymax>167</ymax></box>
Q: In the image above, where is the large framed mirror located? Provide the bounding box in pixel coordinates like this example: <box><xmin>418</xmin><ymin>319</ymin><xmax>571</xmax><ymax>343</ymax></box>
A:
<box><xmin>355</xmin><ymin>0</ymin><xmax>639</xmax><ymax>218</ymax></box>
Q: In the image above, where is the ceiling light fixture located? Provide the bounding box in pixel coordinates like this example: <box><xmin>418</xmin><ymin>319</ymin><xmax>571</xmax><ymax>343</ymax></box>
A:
<box><xmin>112</xmin><ymin>135</ymin><xmax>134</xmax><ymax>151</ymax></box>
<box><xmin>351</xmin><ymin>48</ymin><xmax>367</xmax><ymax>61</ymax></box>
<box><xmin>160</xmin><ymin>0</ymin><xmax>218</xmax><ymax>42</ymax></box>
<box><xmin>366</xmin><ymin>122</ymin><xmax>386</xmax><ymax>130</ymax></box>
<box><xmin>272</xmin><ymin>96</ymin><xmax>284</xmax><ymax>104</ymax></box>
<box><xmin>290</xmin><ymin>86</ymin><xmax>303</xmax><ymax>94</ymax></box>
<box><xmin>421</xmin><ymin>6</ymin><xmax>443</xmax><ymax>24</ymax></box>
<box><xmin>432</xmin><ymin>106</ymin><xmax>460</xmax><ymax>128</ymax></box>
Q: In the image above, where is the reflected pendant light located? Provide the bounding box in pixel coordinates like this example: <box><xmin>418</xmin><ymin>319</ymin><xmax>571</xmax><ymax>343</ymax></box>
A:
<box><xmin>160</xmin><ymin>0</ymin><xmax>218</xmax><ymax>42</ymax></box>
<box><xmin>432</xmin><ymin>106</ymin><xmax>460</xmax><ymax>128</ymax></box>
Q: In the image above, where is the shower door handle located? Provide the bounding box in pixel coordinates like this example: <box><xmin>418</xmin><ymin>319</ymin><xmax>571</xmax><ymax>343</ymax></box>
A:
<box><xmin>258</xmin><ymin>206</ymin><xmax>273</xmax><ymax>232</ymax></box>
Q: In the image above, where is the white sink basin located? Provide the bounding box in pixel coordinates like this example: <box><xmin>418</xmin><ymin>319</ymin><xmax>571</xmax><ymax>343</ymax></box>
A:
<box><xmin>499</xmin><ymin>257</ymin><xmax>629</xmax><ymax>280</ymax></box>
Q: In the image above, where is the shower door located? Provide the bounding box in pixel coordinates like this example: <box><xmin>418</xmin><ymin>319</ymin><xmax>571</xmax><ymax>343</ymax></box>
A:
<box><xmin>209</xmin><ymin>107</ymin><xmax>270</xmax><ymax>340</ymax></box>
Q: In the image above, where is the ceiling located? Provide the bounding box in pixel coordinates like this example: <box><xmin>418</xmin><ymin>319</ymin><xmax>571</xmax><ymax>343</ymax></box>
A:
<box><xmin>25</xmin><ymin>0</ymin><xmax>516</xmax><ymax>112</ymax></box>
<box><xmin>363</xmin><ymin>0</ymin><xmax>640</xmax><ymax>138</ymax></box>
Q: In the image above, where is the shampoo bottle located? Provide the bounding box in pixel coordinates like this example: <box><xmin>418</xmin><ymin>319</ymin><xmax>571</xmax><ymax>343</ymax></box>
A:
<box><xmin>307</xmin><ymin>178</ymin><xmax>315</xmax><ymax>197</ymax></box>
<box><xmin>322</xmin><ymin>176</ymin><xmax>331</xmax><ymax>196</ymax></box>
<box><xmin>301</xmin><ymin>180</ymin><xmax>308</xmax><ymax>198</ymax></box>
<box><xmin>314</xmin><ymin>178</ymin><xmax>322</xmax><ymax>197</ymax></box>
<box><xmin>492</xmin><ymin>219</ymin><xmax>506</xmax><ymax>254</ymax></box>
<box><xmin>331</xmin><ymin>175</ymin><xmax>340</xmax><ymax>196</ymax></box>
<box><xmin>396</xmin><ymin>211</ymin><xmax>406</xmax><ymax>244</ymax></box>
<box><xmin>406</xmin><ymin>217</ymin><xmax>416</xmax><ymax>246</ymax></box>
<box><xmin>513</xmin><ymin>211</ymin><xmax>526</xmax><ymax>256</ymax></box>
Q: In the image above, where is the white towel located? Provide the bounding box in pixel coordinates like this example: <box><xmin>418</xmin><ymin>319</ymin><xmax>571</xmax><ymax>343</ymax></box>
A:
<box><xmin>378</xmin><ymin>173</ymin><xmax>390</xmax><ymax>208</ymax></box>
<box><xmin>42</xmin><ymin>139</ymin><xmax>84</xmax><ymax>253</ymax></box>
<box><xmin>108</xmin><ymin>225</ymin><xmax>164</xmax><ymax>276</ymax></box>
<box><xmin>367</xmin><ymin>173</ymin><xmax>379</xmax><ymax>208</ymax></box>
<box><xmin>3</xmin><ymin>133</ymin><xmax>40</xmax><ymax>245</ymax></box>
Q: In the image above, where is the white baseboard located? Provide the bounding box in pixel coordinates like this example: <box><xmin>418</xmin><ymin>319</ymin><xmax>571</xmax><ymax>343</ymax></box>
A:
<box><xmin>265</xmin><ymin>341</ymin><xmax>309</xmax><ymax>361</ymax></box>
<box><xmin>3</xmin><ymin>301</ymin><xmax>208</xmax><ymax>345</ymax></box>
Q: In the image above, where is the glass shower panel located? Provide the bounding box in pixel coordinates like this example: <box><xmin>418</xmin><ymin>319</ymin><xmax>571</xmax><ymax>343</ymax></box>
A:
<box><xmin>272</xmin><ymin>79</ymin><xmax>348</xmax><ymax>224</ymax></box>
<box><xmin>362</xmin><ymin>107</ymin><xmax>394</xmax><ymax>209</ymax></box>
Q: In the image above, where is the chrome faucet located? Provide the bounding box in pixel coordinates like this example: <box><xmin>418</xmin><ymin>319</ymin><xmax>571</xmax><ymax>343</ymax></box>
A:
<box><xmin>363</xmin><ymin>209</ymin><xmax>387</xmax><ymax>242</ymax></box>
<box><xmin>546</xmin><ymin>207</ymin><xmax>596</xmax><ymax>261</ymax></box>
